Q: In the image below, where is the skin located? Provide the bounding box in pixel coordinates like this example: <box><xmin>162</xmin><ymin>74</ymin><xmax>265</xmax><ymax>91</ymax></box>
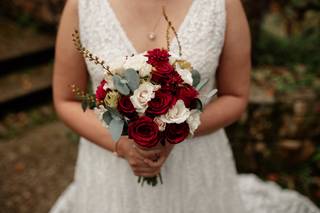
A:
<box><xmin>53</xmin><ymin>0</ymin><xmax>251</xmax><ymax>178</ymax></box>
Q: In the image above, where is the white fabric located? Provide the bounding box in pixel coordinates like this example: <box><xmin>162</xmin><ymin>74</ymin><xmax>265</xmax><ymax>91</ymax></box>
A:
<box><xmin>50</xmin><ymin>0</ymin><xmax>320</xmax><ymax>212</ymax></box>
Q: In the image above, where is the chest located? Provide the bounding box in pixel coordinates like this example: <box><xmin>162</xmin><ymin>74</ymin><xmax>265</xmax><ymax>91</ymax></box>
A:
<box><xmin>108</xmin><ymin>0</ymin><xmax>194</xmax><ymax>53</ymax></box>
<box><xmin>79</xmin><ymin>0</ymin><xmax>226</xmax><ymax>88</ymax></box>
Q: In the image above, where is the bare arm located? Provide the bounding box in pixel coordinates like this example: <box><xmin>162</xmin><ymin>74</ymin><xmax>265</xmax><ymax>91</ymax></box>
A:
<box><xmin>195</xmin><ymin>0</ymin><xmax>251</xmax><ymax>136</ymax></box>
<box><xmin>53</xmin><ymin>0</ymin><xmax>116</xmax><ymax>152</ymax></box>
<box><xmin>53</xmin><ymin>0</ymin><xmax>162</xmax><ymax>177</ymax></box>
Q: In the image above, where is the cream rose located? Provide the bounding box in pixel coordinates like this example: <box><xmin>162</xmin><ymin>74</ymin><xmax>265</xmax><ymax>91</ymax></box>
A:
<box><xmin>187</xmin><ymin>110</ymin><xmax>201</xmax><ymax>135</ymax></box>
<box><xmin>176</xmin><ymin>64</ymin><xmax>193</xmax><ymax>85</ymax></box>
<box><xmin>169</xmin><ymin>53</ymin><xmax>182</xmax><ymax>65</ymax></box>
<box><xmin>109</xmin><ymin>57</ymin><xmax>125</xmax><ymax>76</ymax></box>
<box><xmin>130</xmin><ymin>82</ymin><xmax>160</xmax><ymax>114</ymax></box>
<box><xmin>123</xmin><ymin>54</ymin><xmax>152</xmax><ymax>77</ymax></box>
<box><xmin>159</xmin><ymin>100</ymin><xmax>190</xmax><ymax>124</ymax></box>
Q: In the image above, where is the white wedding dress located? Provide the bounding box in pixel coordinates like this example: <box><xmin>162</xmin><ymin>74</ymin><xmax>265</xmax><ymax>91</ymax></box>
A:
<box><xmin>50</xmin><ymin>0</ymin><xmax>320</xmax><ymax>212</ymax></box>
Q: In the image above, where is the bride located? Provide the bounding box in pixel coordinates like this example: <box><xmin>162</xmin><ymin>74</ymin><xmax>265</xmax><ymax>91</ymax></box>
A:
<box><xmin>50</xmin><ymin>0</ymin><xmax>320</xmax><ymax>212</ymax></box>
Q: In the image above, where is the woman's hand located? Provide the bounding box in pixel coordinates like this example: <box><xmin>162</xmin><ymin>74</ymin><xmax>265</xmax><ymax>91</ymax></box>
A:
<box><xmin>117</xmin><ymin>136</ymin><xmax>163</xmax><ymax>177</ymax></box>
<box><xmin>135</xmin><ymin>143</ymin><xmax>175</xmax><ymax>173</ymax></box>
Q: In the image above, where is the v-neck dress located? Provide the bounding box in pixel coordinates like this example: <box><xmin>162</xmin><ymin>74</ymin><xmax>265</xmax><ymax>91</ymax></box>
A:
<box><xmin>49</xmin><ymin>0</ymin><xmax>320</xmax><ymax>212</ymax></box>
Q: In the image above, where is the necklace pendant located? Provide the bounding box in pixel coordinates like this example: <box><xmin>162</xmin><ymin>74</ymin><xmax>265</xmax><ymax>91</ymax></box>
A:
<box><xmin>148</xmin><ymin>32</ymin><xmax>156</xmax><ymax>41</ymax></box>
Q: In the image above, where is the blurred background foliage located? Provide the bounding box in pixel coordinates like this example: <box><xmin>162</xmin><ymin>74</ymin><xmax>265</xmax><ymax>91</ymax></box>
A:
<box><xmin>0</xmin><ymin>0</ymin><xmax>319</xmax><ymax>212</ymax></box>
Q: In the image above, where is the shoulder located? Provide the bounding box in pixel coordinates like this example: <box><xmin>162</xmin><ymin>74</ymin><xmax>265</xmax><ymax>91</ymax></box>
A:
<box><xmin>225</xmin><ymin>0</ymin><xmax>246</xmax><ymax>14</ymax></box>
<box><xmin>59</xmin><ymin>0</ymin><xmax>79</xmax><ymax>27</ymax></box>
<box><xmin>66</xmin><ymin>0</ymin><xmax>78</xmax><ymax>8</ymax></box>
<box><xmin>63</xmin><ymin>0</ymin><xmax>79</xmax><ymax>16</ymax></box>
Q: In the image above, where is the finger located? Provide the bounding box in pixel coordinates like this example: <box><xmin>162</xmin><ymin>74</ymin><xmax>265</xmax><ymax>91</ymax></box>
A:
<box><xmin>129</xmin><ymin>158</ymin><xmax>150</xmax><ymax>168</ymax></box>
<box><xmin>144</xmin><ymin>156</ymin><xmax>166</xmax><ymax>168</ymax></box>
<box><xmin>135</xmin><ymin>148</ymin><xmax>163</xmax><ymax>160</ymax></box>
<box><xmin>128</xmin><ymin>149</ymin><xmax>145</xmax><ymax>161</ymax></box>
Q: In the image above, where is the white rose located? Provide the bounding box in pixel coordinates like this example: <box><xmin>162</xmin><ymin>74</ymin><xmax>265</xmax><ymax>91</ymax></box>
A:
<box><xmin>160</xmin><ymin>100</ymin><xmax>190</xmax><ymax>124</ymax></box>
<box><xmin>176</xmin><ymin>64</ymin><xmax>193</xmax><ymax>85</ymax></box>
<box><xmin>169</xmin><ymin>52</ymin><xmax>182</xmax><ymax>65</ymax></box>
<box><xmin>187</xmin><ymin>110</ymin><xmax>201</xmax><ymax>135</ymax></box>
<box><xmin>130</xmin><ymin>82</ymin><xmax>160</xmax><ymax>114</ymax></box>
<box><xmin>109</xmin><ymin>57</ymin><xmax>125</xmax><ymax>76</ymax></box>
<box><xmin>139</xmin><ymin>63</ymin><xmax>152</xmax><ymax>77</ymax></box>
<box><xmin>123</xmin><ymin>54</ymin><xmax>152</xmax><ymax>77</ymax></box>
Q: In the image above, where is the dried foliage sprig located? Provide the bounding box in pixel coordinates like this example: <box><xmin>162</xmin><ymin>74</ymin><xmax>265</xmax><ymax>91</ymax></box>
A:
<box><xmin>72</xmin><ymin>30</ymin><xmax>113</xmax><ymax>76</ymax></box>
<box><xmin>71</xmin><ymin>84</ymin><xmax>98</xmax><ymax>111</ymax></box>
<box><xmin>162</xmin><ymin>7</ymin><xmax>183</xmax><ymax>57</ymax></box>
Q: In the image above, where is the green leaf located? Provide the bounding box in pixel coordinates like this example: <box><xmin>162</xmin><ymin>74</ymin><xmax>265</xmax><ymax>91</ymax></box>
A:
<box><xmin>191</xmin><ymin>69</ymin><xmax>201</xmax><ymax>87</ymax></box>
<box><xmin>191</xmin><ymin>98</ymin><xmax>203</xmax><ymax>111</ymax></box>
<box><xmin>113</xmin><ymin>75</ymin><xmax>130</xmax><ymax>95</ymax></box>
<box><xmin>122</xmin><ymin>121</ymin><xmax>129</xmax><ymax>136</ymax></box>
<box><xmin>102</xmin><ymin>111</ymin><xmax>113</xmax><ymax>125</ymax></box>
<box><xmin>124</xmin><ymin>69</ymin><xmax>140</xmax><ymax>92</ymax></box>
<box><xmin>81</xmin><ymin>100</ymin><xmax>88</xmax><ymax>112</ymax></box>
<box><xmin>109</xmin><ymin>118</ymin><xmax>124</xmax><ymax>142</ymax></box>
<box><xmin>196</xmin><ymin>78</ymin><xmax>209</xmax><ymax>91</ymax></box>
<box><xmin>88</xmin><ymin>100</ymin><xmax>96</xmax><ymax>109</ymax></box>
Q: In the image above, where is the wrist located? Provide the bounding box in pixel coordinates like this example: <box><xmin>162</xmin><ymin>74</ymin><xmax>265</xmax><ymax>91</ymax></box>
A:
<box><xmin>114</xmin><ymin>138</ymin><xmax>125</xmax><ymax>158</ymax></box>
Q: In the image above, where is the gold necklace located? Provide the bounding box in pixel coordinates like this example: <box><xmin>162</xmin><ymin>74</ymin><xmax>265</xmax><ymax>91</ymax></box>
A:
<box><xmin>147</xmin><ymin>13</ymin><xmax>163</xmax><ymax>41</ymax></box>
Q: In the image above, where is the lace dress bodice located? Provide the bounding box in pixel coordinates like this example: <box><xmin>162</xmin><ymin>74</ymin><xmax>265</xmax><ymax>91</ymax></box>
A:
<box><xmin>79</xmin><ymin>0</ymin><xmax>225</xmax><ymax>96</ymax></box>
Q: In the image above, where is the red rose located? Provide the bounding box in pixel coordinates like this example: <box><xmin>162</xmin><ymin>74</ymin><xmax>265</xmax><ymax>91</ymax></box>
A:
<box><xmin>177</xmin><ymin>84</ymin><xmax>199</xmax><ymax>108</ymax></box>
<box><xmin>128</xmin><ymin>116</ymin><xmax>160</xmax><ymax>148</ymax></box>
<box><xmin>95</xmin><ymin>80</ymin><xmax>107</xmax><ymax>102</ymax></box>
<box><xmin>117</xmin><ymin>96</ymin><xmax>137</xmax><ymax>119</ymax></box>
<box><xmin>151</xmin><ymin>64</ymin><xmax>183</xmax><ymax>86</ymax></box>
<box><xmin>151</xmin><ymin>63</ymin><xmax>175</xmax><ymax>84</ymax></box>
<box><xmin>145</xmin><ymin>48</ymin><xmax>170</xmax><ymax>66</ymax></box>
<box><xmin>146</xmin><ymin>90</ymin><xmax>177</xmax><ymax>116</ymax></box>
<box><xmin>165</xmin><ymin>122</ymin><xmax>190</xmax><ymax>144</ymax></box>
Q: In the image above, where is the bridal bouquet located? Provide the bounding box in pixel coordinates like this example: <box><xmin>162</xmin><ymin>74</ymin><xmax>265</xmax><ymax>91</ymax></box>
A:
<box><xmin>71</xmin><ymin>8</ymin><xmax>217</xmax><ymax>186</ymax></box>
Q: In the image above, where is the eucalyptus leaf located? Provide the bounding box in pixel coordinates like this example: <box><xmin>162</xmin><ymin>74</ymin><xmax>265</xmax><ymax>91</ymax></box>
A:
<box><xmin>191</xmin><ymin>69</ymin><xmax>201</xmax><ymax>87</ymax></box>
<box><xmin>113</xmin><ymin>75</ymin><xmax>130</xmax><ymax>95</ymax></box>
<box><xmin>196</xmin><ymin>78</ymin><xmax>209</xmax><ymax>91</ymax></box>
<box><xmin>124</xmin><ymin>69</ymin><xmax>140</xmax><ymax>92</ymax></box>
<box><xmin>203</xmin><ymin>89</ymin><xmax>218</xmax><ymax>105</ymax></box>
<box><xmin>105</xmin><ymin>106</ymin><xmax>122</xmax><ymax>119</ymax></box>
<box><xmin>102</xmin><ymin>111</ymin><xmax>113</xmax><ymax>125</ymax></box>
<box><xmin>109</xmin><ymin>118</ymin><xmax>125</xmax><ymax>142</ymax></box>
<box><xmin>207</xmin><ymin>89</ymin><xmax>218</xmax><ymax>99</ymax></box>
